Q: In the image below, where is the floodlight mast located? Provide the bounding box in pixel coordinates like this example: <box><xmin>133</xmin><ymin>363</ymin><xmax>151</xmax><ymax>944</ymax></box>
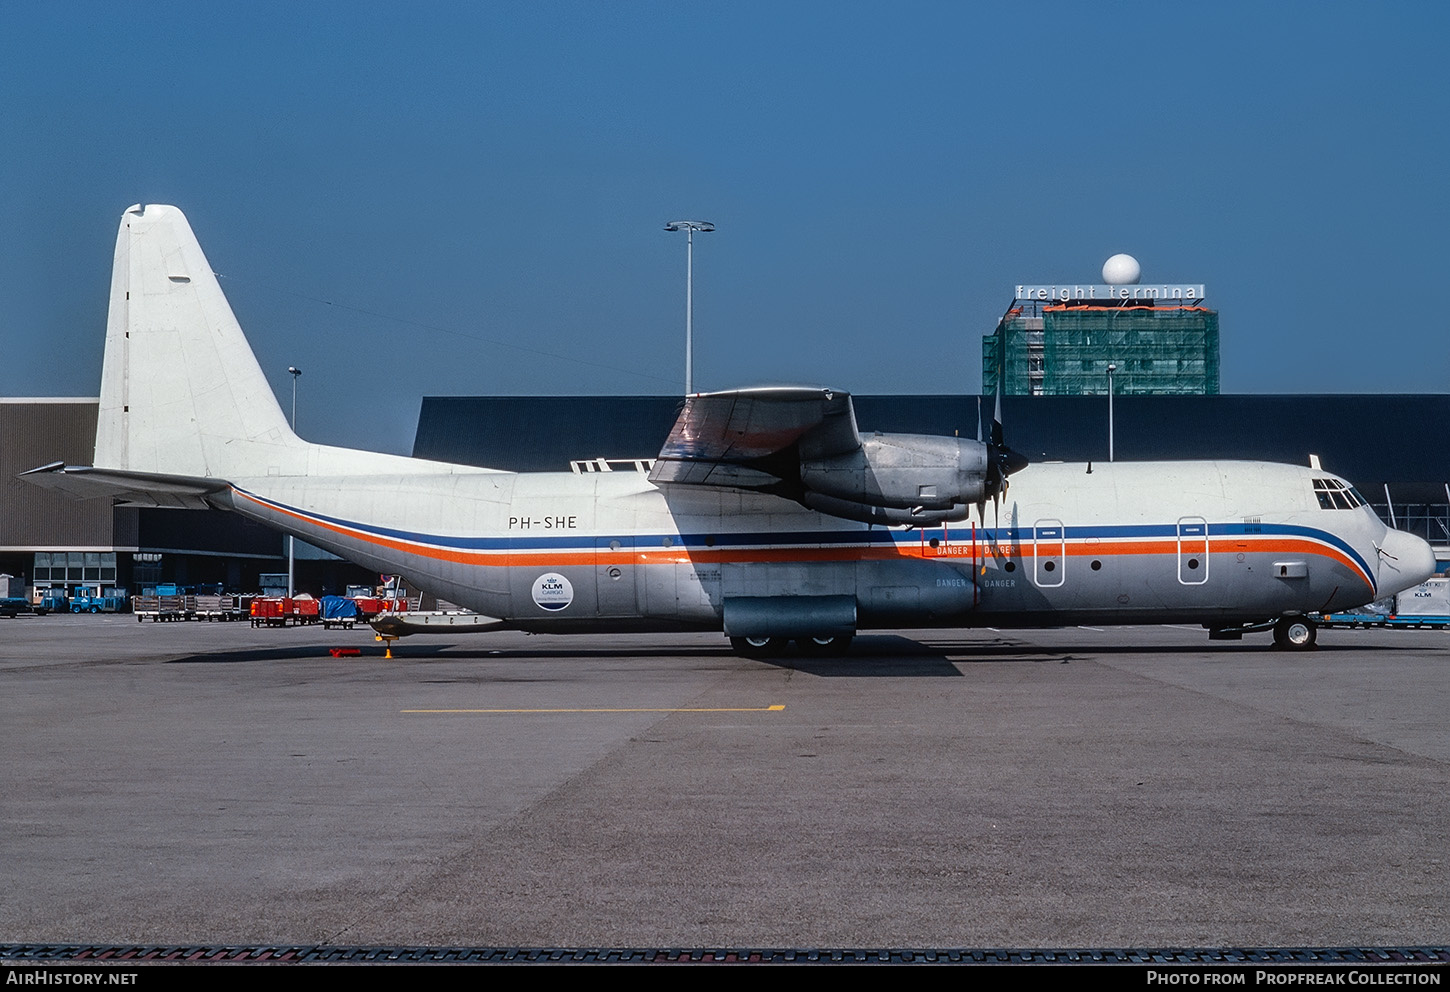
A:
<box><xmin>287</xmin><ymin>366</ymin><xmax>302</xmax><ymax>596</ymax></box>
<box><xmin>664</xmin><ymin>220</ymin><xmax>714</xmax><ymax>395</ymax></box>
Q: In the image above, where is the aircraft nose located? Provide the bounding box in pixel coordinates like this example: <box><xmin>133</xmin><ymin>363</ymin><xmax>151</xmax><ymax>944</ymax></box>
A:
<box><xmin>1377</xmin><ymin>528</ymin><xmax>1438</xmax><ymax>593</ymax></box>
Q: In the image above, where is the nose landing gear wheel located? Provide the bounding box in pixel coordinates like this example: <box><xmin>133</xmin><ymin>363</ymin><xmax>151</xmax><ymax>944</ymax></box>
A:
<box><xmin>1273</xmin><ymin>616</ymin><xmax>1317</xmax><ymax>650</ymax></box>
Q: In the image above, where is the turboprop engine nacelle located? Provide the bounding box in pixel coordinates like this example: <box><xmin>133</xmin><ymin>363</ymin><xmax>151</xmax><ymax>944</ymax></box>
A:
<box><xmin>800</xmin><ymin>434</ymin><xmax>991</xmax><ymax>513</ymax></box>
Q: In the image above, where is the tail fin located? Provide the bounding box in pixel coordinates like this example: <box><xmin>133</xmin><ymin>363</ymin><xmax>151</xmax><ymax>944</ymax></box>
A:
<box><xmin>96</xmin><ymin>204</ymin><xmax>303</xmax><ymax>477</ymax></box>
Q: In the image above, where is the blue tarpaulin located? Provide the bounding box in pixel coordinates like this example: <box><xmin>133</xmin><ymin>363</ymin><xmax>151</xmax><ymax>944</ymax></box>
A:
<box><xmin>320</xmin><ymin>596</ymin><xmax>359</xmax><ymax>620</ymax></box>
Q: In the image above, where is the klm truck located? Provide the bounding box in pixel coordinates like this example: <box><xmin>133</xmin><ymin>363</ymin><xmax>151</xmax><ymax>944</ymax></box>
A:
<box><xmin>1317</xmin><ymin>576</ymin><xmax>1450</xmax><ymax>630</ymax></box>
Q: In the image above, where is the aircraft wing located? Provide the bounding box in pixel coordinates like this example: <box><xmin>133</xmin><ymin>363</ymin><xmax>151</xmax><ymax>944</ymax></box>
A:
<box><xmin>19</xmin><ymin>462</ymin><xmax>228</xmax><ymax>510</ymax></box>
<box><xmin>648</xmin><ymin>387</ymin><xmax>1026</xmax><ymax>527</ymax></box>
<box><xmin>648</xmin><ymin>388</ymin><xmax>861</xmax><ymax>496</ymax></box>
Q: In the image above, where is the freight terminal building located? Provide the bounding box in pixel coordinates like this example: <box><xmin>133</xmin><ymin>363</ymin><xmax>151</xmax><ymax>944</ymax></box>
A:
<box><xmin>983</xmin><ymin>263</ymin><xmax>1220</xmax><ymax>396</ymax></box>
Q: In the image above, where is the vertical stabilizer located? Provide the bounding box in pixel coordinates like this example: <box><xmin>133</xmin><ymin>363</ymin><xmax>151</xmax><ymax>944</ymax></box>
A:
<box><xmin>95</xmin><ymin>204</ymin><xmax>302</xmax><ymax>477</ymax></box>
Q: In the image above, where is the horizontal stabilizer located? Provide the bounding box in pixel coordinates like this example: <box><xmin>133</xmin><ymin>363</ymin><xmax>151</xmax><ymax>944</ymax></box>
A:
<box><xmin>19</xmin><ymin>462</ymin><xmax>227</xmax><ymax>509</ymax></box>
<box><xmin>369</xmin><ymin>612</ymin><xmax>508</xmax><ymax>637</ymax></box>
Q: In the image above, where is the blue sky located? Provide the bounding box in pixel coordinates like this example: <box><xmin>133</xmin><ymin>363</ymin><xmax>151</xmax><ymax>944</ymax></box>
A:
<box><xmin>3</xmin><ymin>1</ymin><xmax>1446</xmax><ymax>453</ymax></box>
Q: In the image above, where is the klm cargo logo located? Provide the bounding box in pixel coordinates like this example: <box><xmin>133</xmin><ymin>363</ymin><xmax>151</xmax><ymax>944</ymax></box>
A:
<box><xmin>531</xmin><ymin>573</ymin><xmax>574</xmax><ymax>611</ymax></box>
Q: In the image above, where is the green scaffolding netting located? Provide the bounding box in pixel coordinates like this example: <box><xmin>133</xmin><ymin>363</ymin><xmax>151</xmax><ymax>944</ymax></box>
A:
<box><xmin>983</xmin><ymin>308</ymin><xmax>1219</xmax><ymax>396</ymax></box>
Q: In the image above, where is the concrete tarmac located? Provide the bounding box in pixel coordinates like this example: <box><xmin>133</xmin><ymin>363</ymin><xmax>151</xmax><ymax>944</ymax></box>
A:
<box><xmin>2</xmin><ymin>615</ymin><xmax>1447</xmax><ymax>949</ymax></box>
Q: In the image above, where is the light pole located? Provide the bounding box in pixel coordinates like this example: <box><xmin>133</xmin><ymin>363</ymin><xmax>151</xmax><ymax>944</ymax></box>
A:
<box><xmin>1106</xmin><ymin>363</ymin><xmax>1117</xmax><ymax>463</ymax></box>
<box><xmin>664</xmin><ymin>220</ymin><xmax>714</xmax><ymax>395</ymax></box>
<box><xmin>288</xmin><ymin>366</ymin><xmax>301</xmax><ymax>429</ymax></box>
<box><xmin>287</xmin><ymin>366</ymin><xmax>301</xmax><ymax>597</ymax></box>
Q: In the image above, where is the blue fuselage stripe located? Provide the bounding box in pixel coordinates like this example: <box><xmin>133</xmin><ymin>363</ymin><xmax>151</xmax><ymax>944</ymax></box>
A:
<box><xmin>234</xmin><ymin>486</ymin><xmax>1374</xmax><ymax>585</ymax></box>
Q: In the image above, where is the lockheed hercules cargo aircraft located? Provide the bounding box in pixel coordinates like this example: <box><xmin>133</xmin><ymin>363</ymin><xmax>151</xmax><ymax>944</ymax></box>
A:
<box><xmin>22</xmin><ymin>205</ymin><xmax>1438</xmax><ymax>654</ymax></box>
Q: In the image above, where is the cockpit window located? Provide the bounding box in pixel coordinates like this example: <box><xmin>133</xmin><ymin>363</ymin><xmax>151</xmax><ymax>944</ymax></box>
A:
<box><xmin>1312</xmin><ymin>478</ymin><xmax>1367</xmax><ymax>509</ymax></box>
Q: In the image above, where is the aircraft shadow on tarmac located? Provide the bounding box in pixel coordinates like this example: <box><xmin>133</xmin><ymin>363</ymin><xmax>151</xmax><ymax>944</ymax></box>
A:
<box><xmin>164</xmin><ymin>632</ymin><xmax>1425</xmax><ymax>669</ymax></box>
<box><xmin>164</xmin><ymin>643</ymin><xmax>455</xmax><ymax>665</ymax></box>
<box><xmin>164</xmin><ymin>635</ymin><xmax>966</xmax><ymax>672</ymax></box>
<box><xmin>165</xmin><ymin>635</ymin><xmax>1010</xmax><ymax>676</ymax></box>
<box><xmin>777</xmin><ymin>634</ymin><xmax>1439</xmax><ymax>677</ymax></box>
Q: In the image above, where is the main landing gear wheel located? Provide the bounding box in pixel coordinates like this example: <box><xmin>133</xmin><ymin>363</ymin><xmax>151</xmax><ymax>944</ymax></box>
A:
<box><xmin>1273</xmin><ymin>616</ymin><xmax>1318</xmax><ymax>650</ymax></box>
<box><xmin>796</xmin><ymin>635</ymin><xmax>853</xmax><ymax>657</ymax></box>
<box><xmin>729</xmin><ymin>636</ymin><xmax>788</xmax><ymax>658</ymax></box>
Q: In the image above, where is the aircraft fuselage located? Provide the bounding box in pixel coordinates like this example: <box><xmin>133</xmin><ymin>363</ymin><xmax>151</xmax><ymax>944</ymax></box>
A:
<box><xmin>218</xmin><ymin>458</ymin><xmax>1417</xmax><ymax>634</ymax></box>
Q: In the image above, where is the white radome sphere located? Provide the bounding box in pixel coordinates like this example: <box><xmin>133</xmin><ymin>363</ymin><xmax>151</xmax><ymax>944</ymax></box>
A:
<box><xmin>1102</xmin><ymin>253</ymin><xmax>1141</xmax><ymax>285</ymax></box>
